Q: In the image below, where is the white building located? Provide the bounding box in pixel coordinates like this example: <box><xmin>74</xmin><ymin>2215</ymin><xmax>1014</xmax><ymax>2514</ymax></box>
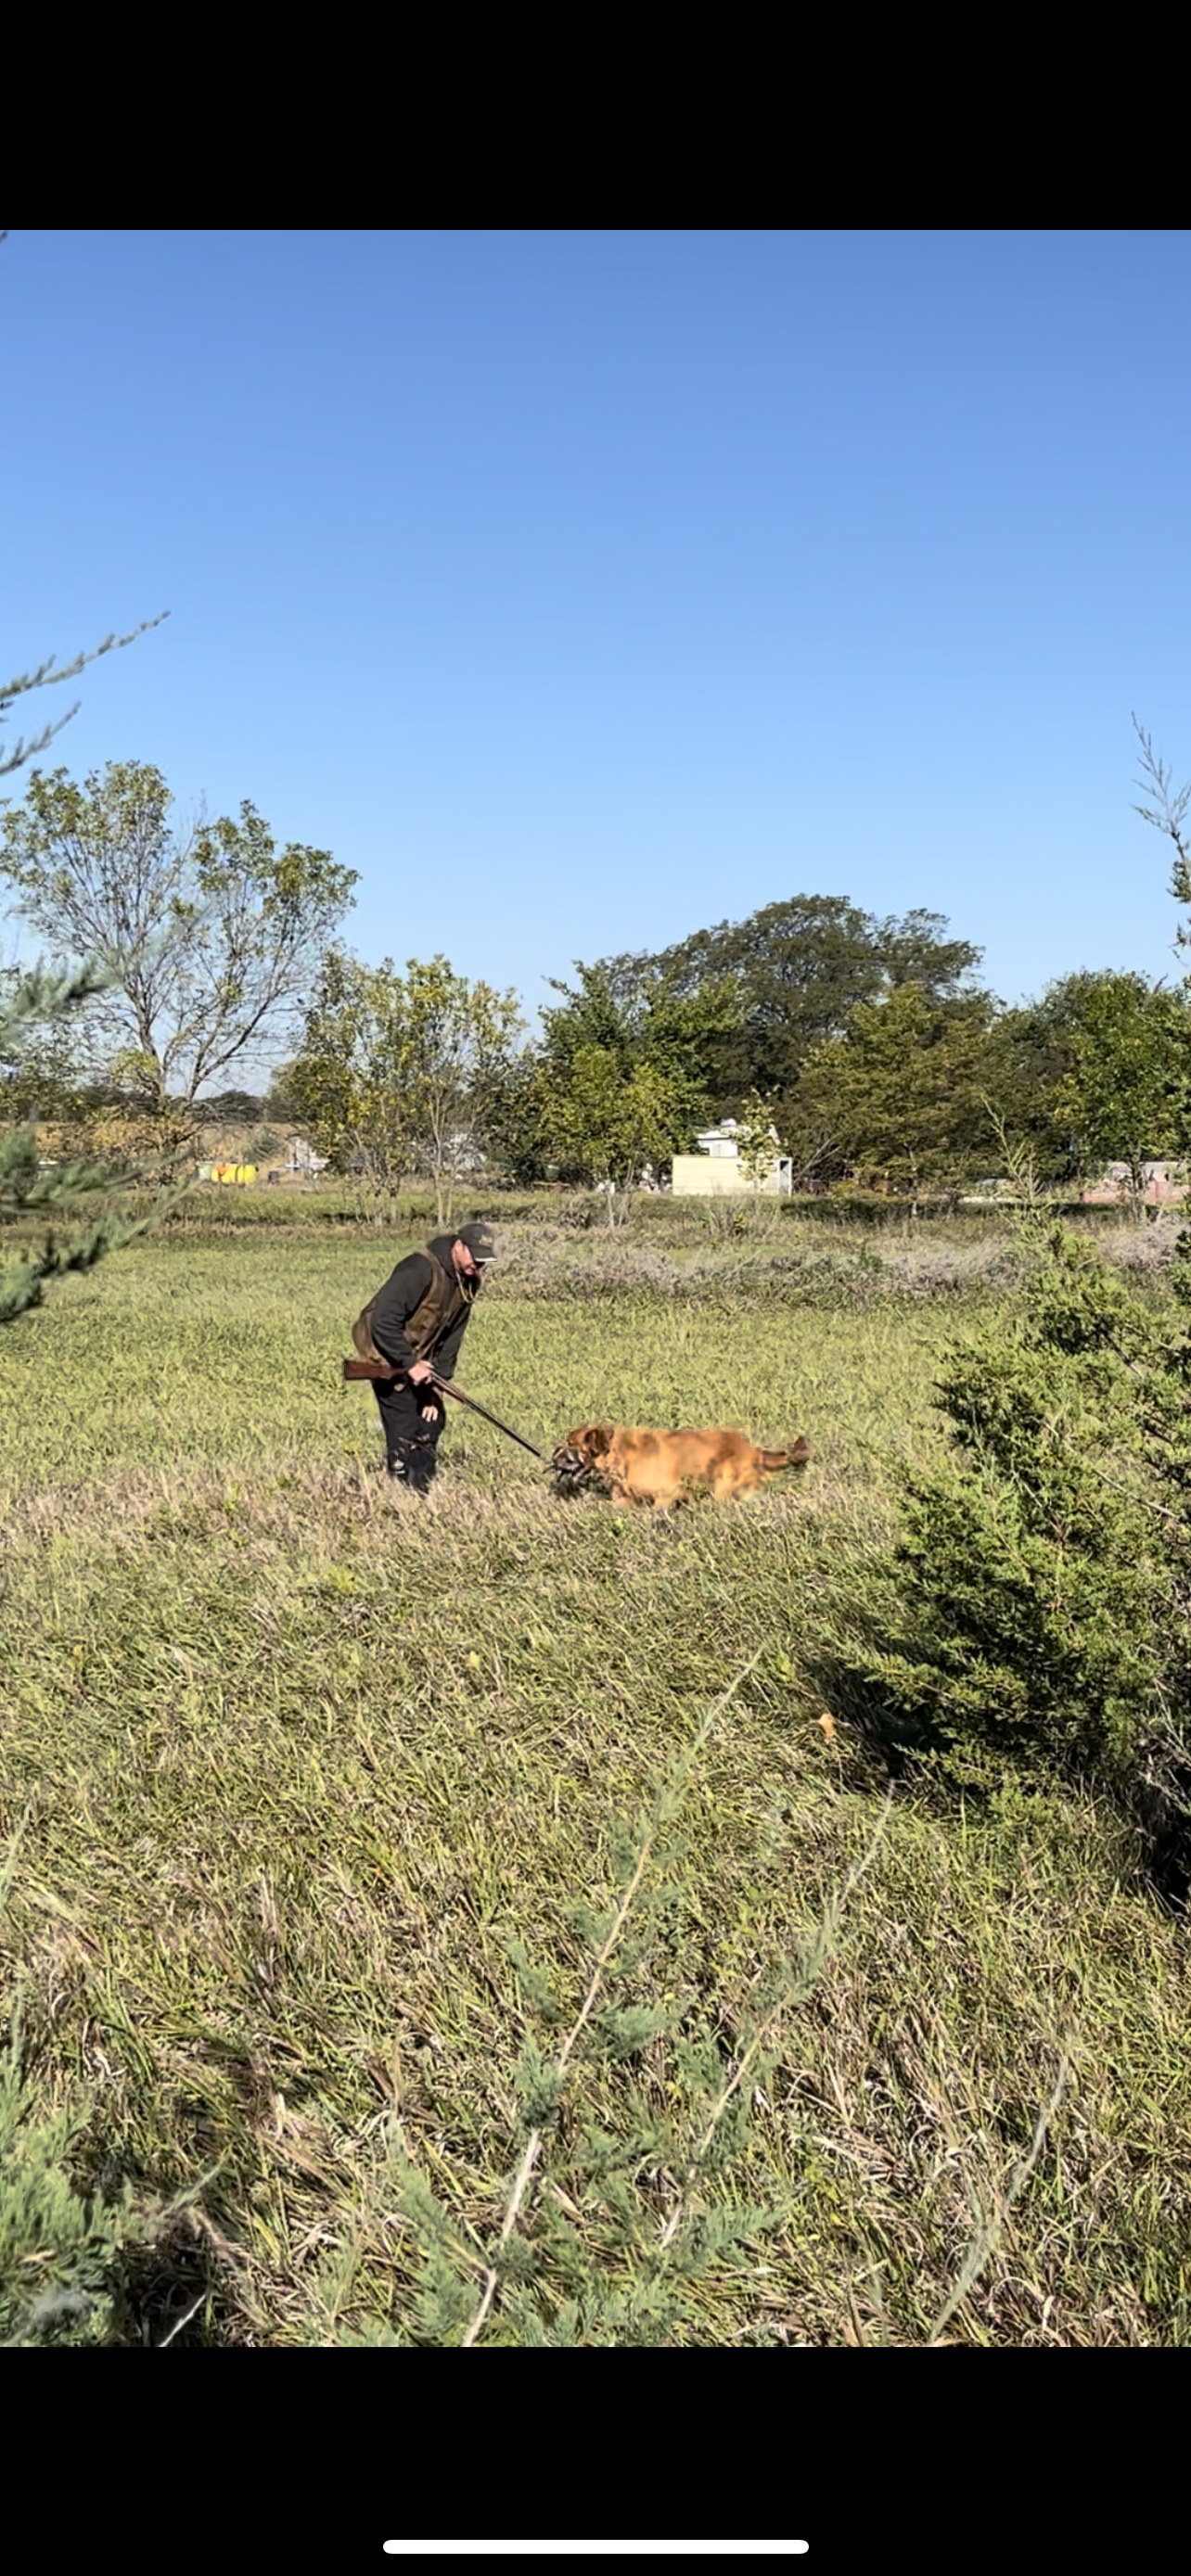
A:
<box><xmin>671</xmin><ymin>1118</ymin><xmax>793</xmax><ymax>1197</ymax></box>
<box><xmin>288</xmin><ymin>1137</ymin><xmax>328</xmax><ymax>1174</ymax></box>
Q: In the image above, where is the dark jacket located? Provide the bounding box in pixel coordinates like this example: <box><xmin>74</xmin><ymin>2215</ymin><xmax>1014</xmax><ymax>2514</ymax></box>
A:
<box><xmin>359</xmin><ymin>1235</ymin><xmax>480</xmax><ymax>1381</ymax></box>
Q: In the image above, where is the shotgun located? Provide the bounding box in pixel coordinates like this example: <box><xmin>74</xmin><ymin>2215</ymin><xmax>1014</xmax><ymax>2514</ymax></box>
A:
<box><xmin>343</xmin><ymin>1354</ymin><xmax>550</xmax><ymax>1465</ymax></box>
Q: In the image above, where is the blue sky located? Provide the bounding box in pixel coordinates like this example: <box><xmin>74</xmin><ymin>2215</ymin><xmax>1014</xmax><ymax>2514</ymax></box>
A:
<box><xmin>5</xmin><ymin>229</ymin><xmax>1191</xmax><ymax>1030</ymax></box>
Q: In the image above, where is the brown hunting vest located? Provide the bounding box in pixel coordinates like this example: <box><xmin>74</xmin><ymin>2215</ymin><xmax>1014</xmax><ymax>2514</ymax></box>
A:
<box><xmin>352</xmin><ymin>1251</ymin><xmax>468</xmax><ymax>1373</ymax></box>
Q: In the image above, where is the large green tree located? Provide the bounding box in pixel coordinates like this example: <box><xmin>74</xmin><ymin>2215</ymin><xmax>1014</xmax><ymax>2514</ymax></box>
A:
<box><xmin>537</xmin><ymin>963</ymin><xmax>730</xmax><ymax>1139</ymax></box>
<box><xmin>288</xmin><ymin>950</ymin><xmax>525</xmax><ymax>1226</ymax></box>
<box><xmin>985</xmin><ymin>969</ymin><xmax>1191</xmax><ymax>1203</ymax></box>
<box><xmin>537</xmin><ymin>1044</ymin><xmax>695</xmax><ymax>1217</ymax></box>
<box><xmin>1046</xmin><ymin>970</ymin><xmax>1190</xmax><ymax>1205</ymax></box>
<box><xmin>529</xmin><ymin>960</ymin><xmax>722</xmax><ymax>1202</ymax></box>
<box><xmin>584</xmin><ymin>896</ymin><xmax>982</xmax><ymax>1116</ymax></box>
<box><xmin>794</xmin><ymin>984</ymin><xmax>1001</xmax><ymax>1196</ymax></box>
<box><xmin>980</xmin><ymin>992</ymin><xmax>1084</xmax><ymax>1182</ymax></box>
<box><xmin>0</xmin><ymin>761</ymin><xmax>357</xmax><ymax>1133</ymax></box>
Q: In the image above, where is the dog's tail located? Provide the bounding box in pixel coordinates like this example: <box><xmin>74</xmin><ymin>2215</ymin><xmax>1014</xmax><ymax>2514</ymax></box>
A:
<box><xmin>760</xmin><ymin>1436</ymin><xmax>810</xmax><ymax>1474</ymax></box>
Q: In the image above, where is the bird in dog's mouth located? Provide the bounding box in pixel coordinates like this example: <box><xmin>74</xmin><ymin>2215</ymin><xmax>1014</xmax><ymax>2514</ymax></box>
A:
<box><xmin>552</xmin><ymin>1442</ymin><xmax>592</xmax><ymax>1489</ymax></box>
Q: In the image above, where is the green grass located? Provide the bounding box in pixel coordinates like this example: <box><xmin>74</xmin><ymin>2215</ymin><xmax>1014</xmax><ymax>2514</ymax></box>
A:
<box><xmin>3</xmin><ymin>1219</ymin><xmax>1190</xmax><ymax>2344</ymax></box>
<box><xmin>0</xmin><ymin>1224</ymin><xmax>951</xmax><ymax>1486</ymax></box>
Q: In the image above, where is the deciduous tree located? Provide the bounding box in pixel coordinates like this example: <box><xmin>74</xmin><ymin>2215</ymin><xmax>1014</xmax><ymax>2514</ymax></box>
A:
<box><xmin>0</xmin><ymin>761</ymin><xmax>357</xmax><ymax>1136</ymax></box>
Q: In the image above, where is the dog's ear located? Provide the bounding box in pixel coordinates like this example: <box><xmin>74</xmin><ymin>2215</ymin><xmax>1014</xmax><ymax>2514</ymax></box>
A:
<box><xmin>588</xmin><ymin>1425</ymin><xmax>613</xmax><ymax>1457</ymax></box>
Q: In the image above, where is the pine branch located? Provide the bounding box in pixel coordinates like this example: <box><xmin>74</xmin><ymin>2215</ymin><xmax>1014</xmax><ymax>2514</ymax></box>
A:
<box><xmin>0</xmin><ymin>618</ymin><xmax>170</xmax><ymax>778</ymax></box>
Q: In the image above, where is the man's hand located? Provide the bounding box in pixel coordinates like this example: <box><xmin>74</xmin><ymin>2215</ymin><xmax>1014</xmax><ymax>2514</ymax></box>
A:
<box><xmin>407</xmin><ymin>1359</ymin><xmax>435</xmax><ymax>1386</ymax></box>
<box><xmin>420</xmin><ymin>1402</ymin><xmax>441</xmax><ymax>1422</ymax></box>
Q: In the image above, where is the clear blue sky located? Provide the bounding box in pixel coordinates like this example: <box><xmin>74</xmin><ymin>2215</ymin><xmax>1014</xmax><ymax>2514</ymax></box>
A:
<box><xmin>5</xmin><ymin>230</ymin><xmax>1191</xmax><ymax>1027</ymax></box>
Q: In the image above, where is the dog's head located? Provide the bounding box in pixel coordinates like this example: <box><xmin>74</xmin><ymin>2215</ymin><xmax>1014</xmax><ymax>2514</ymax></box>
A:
<box><xmin>551</xmin><ymin>1424</ymin><xmax>613</xmax><ymax>1487</ymax></box>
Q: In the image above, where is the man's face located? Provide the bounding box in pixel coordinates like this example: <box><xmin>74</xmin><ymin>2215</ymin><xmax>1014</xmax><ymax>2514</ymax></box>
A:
<box><xmin>453</xmin><ymin>1240</ymin><xmax>483</xmax><ymax>1282</ymax></box>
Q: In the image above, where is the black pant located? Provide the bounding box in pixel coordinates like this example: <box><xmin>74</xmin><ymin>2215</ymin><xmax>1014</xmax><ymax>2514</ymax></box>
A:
<box><xmin>371</xmin><ymin>1380</ymin><xmax>445</xmax><ymax>1489</ymax></box>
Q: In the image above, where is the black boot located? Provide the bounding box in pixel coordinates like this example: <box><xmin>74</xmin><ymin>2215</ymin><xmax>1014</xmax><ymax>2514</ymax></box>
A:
<box><xmin>387</xmin><ymin>1437</ymin><xmax>437</xmax><ymax>1495</ymax></box>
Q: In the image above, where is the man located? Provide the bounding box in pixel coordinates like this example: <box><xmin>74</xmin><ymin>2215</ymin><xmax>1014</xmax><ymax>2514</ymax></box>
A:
<box><xmin>352</xmin><ymin>1222</ymin><xmax>496</xmax><ymax>1491</ymax></box>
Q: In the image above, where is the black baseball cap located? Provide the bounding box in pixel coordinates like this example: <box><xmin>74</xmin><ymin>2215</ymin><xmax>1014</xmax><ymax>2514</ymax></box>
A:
<box><xmin>456</xmin><ymin>1223</ymin><xmax>496</xmax><ymax>1262</ymax></box>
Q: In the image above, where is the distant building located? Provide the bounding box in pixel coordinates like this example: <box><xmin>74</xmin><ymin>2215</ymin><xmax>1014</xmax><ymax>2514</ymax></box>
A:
<box><xmin>442</xmin><ymin>1133</ymin><xmax>486</xmax><ymax>1175</ymax></box>
<box><xmin>288</xmin><ymin>1137</ymin><xmax>328</xmax><ymax>1174</ymax></box>
<box><xmin>1081</xmin><ymin>1161</ymin><xmax>1188</xmax><ymax>1205</ymax></box>
<box><xmin>671</xmin><ymin>1118</ymin><xmax>793</xmax><ymax>1197</ymax></box>
<box><xmin>961</xmin><ymin>1162</ymin><xmax>1190</xmax><ymax>1209</ymax></box>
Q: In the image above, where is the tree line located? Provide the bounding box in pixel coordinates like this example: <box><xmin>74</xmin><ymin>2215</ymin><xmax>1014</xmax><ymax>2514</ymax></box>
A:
<box><xmin>5</xmin><ymin>740</ymin><xmax>1191</xmax><ymax>1229</ymax></box>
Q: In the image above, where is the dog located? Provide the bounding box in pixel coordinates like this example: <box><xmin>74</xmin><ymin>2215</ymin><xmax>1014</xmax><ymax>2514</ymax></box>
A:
<box><xmin>553</xmin><ymin>1423</ymin><xmax>810</xmax><ymax>1509</ymax></box>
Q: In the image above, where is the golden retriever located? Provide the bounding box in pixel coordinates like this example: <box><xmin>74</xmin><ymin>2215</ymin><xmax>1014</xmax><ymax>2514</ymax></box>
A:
<box><xmin>553</xmin><ymin>1423</ymin><xmax>810</xmax><ymax>1509</ymax></box>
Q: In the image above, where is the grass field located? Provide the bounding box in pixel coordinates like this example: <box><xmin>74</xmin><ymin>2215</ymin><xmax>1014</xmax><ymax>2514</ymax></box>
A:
<box><xmin>3</xmin><ymin>1207</ymin><xmax>1190</xmax><ymax>2345</ymax></box>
